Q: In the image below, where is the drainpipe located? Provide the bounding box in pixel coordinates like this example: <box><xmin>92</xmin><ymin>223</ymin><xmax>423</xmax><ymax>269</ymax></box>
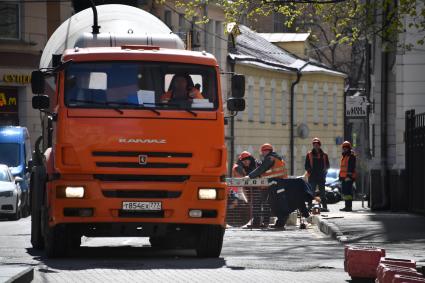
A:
<box><xmin>290</xmin><ymin>62</ymin><xmax>310</xmax><ymax>175</ymax></box>
<box><xmin>228</xmin><ymin>59</ymin><xmax>236</xmax><ymax>176</ymax></box>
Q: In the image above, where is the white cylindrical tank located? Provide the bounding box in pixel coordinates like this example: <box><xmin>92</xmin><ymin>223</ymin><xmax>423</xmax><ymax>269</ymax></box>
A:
<box><xmin>40</xmin><ymin>4</ymin><xmax>184</xmax><ymax>69</ymax></box>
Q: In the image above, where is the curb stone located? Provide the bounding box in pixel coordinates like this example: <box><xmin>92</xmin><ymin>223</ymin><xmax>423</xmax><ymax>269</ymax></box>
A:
<box><xmin>1</xmin><ymin>267</ymin><xmax>34</xmax><ymax>283</ymax></box>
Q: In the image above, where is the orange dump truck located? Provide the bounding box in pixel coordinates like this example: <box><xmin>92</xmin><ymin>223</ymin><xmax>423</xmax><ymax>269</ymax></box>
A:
<box><xmin>29</xmin><ymin>4</ymin><xmax>245</xmax><ymax>258</ymax></box>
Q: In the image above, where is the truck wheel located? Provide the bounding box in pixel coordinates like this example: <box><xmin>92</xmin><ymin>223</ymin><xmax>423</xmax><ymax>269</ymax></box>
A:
<box><xmin>45</xmin><ymin>225</ymin><xmax>68</xmax><ymax>258</ymax></box>
<box><xmin>30</xmin><ymin>168</ymin><xmax>45</xmax><ymax>249</ymax></box>
<box><xmin>195</xmin><ymin>225</ymin><xmax>224</xmax><ymax>258</ymax></box>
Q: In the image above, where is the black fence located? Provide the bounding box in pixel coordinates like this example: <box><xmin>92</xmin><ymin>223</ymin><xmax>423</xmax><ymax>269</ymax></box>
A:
<box><xmin>405</xmin><ymin>110</ymin><xmax>425</xmax><ymax>214</ymax></box>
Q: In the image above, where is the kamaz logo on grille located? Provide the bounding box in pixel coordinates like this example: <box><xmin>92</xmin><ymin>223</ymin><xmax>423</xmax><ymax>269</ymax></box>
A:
<box><xmin>118</xmin><ymin>138</ymin><xmax>167</xmax><ymax>144</ymax></box>
<box><xmin>139</xmin><ymin>155</ymin><xmax>148</xmax><ymax>165</ymax></box>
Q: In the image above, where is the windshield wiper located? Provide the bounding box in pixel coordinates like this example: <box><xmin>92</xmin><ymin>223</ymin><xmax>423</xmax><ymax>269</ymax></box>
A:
<box><xmin>104</xmin><ymin>101</ymin><xmax>161</xmax><ymax>116</ymax></box>
<box><xmin>153</xmin><ymin>102</ymin><xmax>198</xmax><ymax>117</ymax></box>
<box><xmin>69</xmin><ymin>99</ymin><xmax>124</xmax><ymax>114</ymax></box>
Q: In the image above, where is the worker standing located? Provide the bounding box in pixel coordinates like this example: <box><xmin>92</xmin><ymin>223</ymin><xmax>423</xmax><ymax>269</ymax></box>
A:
<box><xmin>305</xmin><ymin>138</ymin><xmax>330</xmax><ymax>212</ymax></box>
<box><xmin>246</xmin><ymin>143</ymin><xmax>288</xmax><ymax>229</ymax></box>
<box><xmin>339</xmin><ymin>141</ymin><xmax>356</xmax><ymax>212</ymax></box>
<box><xmin>229</xmin><ymin>151</ymin><xmax>257</xmax><ymax>207</ymax></box>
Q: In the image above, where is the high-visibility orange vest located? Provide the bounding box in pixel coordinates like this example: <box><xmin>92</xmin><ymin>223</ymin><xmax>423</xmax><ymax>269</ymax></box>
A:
<box><xmin>339</xmin><ymin>154</ymin><xmax>356</xmax><ymax>179</ymax></box>
<box><xmin>306</xmin><ymin>151</ymin><xmax>328</xmax><ymax>177</ymax></box>
<box><xmin>160</xmin><ymin>88</ymin><xmax>203</xmax><ymax>103</ymax></box>
<box><xmin>261</xmin><ymin>156</ymin><xmax>288</xmax><ymax>179</ymax></box>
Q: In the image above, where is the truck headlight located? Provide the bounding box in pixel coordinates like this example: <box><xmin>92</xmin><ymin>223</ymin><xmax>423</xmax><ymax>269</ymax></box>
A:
<box><xmin>198</xmin><ymin>188</ymin><xmax>217</xmax><ymax>200</ymax></box>
<box><xmin>57</xmin><ymin>186</ymin><xmax>85</xmax><ymax>198</ymax></box>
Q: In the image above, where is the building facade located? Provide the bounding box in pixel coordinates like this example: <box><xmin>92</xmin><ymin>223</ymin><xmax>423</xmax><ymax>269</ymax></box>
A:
<box><xmin>228</xmin><ymin>25</ymin><xmax>346</xmax><ymax>176</ymax></box>
<box><xmin>0</xmin><ymin>1</ymin><xmax>72</xmax><ymax>145</ymax></box>
<box><xmin>368</xmin><ymin>1</ymin><xmax>425</xmax><ymax>210</ymax></box>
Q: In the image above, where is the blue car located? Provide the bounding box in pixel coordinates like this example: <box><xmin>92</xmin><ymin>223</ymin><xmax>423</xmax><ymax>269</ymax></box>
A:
<box><xmin>0</xmin><ymin>127</ymin><xmax>32</xmax><ymax>216</ymax></box>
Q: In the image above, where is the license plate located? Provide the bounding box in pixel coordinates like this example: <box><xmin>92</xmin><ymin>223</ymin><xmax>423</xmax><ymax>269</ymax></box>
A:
<box><xmin>122</xmin><ymin>201</ymin><xmax>162</xmax><ymax>211</ymax></box>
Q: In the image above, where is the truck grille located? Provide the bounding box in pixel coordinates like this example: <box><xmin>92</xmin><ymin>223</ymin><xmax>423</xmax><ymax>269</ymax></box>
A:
<box><xmin>92</xmin><ymin>151</ymin><xmax>191</xmax><ymax>169</ymax></box>
<box><xmin>93</xmin><ymin>174</ymin><xmax>189</xmax><ymax>182</ymax></box>
<box><xmin>118</xmin><ymin>210</ymin><xmax>164</xmax><ymax>218</ymax></box>
<box><xmin>102</xmin><ymin>190</ymin><xmax>181</xmax><ymax>198</ymax></box>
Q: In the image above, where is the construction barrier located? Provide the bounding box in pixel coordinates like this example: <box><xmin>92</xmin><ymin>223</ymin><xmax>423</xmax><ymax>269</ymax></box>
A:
<box><xmin>391</xmin><ymin>274</ymin><xmax>425</xmax><ymax>283</ymax></box>
<box><xmin>379</xmin><ymin>266</ymin><xmax>423</xmax><ymax>283</ymax></box>
<box><xmin>344</xmin><ymin>245</ymin><xmax>386</xmax><ymax>279</ymax></box>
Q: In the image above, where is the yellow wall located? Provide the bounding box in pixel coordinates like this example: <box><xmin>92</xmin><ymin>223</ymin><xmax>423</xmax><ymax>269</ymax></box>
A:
<box><xmin>275</xmin><ymin>42</ymin><xmax>306</xmax><ymax>58</ymax></box>
<box><xmin>233</xmin><ymin>63</ymin><xmax>345</xmax><ymax>175</ymax></box>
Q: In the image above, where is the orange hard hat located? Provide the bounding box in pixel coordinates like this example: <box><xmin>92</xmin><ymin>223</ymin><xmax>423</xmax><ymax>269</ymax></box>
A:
<box><xmin>342</xmin><ymin>141</ymin><xmax>352</xmax><ymax>149</ymax></box>
<box><xmin>260</xmin><ymin>143</ymin><xmax>273</xmax><ymax>152</ymax></box>
<box><xmin>312</xmin><ymin>137</ymin><xmax>321</xmax><ymax>145</ymax></box>
<box><xmin>238</xmin><ymin>151</ymin><xmax>252</xmax><ymax>160</ymax></box>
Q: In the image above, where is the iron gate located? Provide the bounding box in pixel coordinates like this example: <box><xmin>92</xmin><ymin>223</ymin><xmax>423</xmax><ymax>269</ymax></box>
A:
<box><xmin>405</xmin><ymin>109</ymin><xmax>425</xmax><ymax>214</ymax></box>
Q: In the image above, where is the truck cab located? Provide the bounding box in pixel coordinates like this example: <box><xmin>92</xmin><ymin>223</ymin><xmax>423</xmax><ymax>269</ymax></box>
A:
<box><xmin>0</xmin><ymin>126</ymin><xmax>31</xmax><ymax>216</ymax></box>
<box><xmin>29</xmin><ymin>4</ymin><xmax>245</xmax><ymax>258</ymax></box>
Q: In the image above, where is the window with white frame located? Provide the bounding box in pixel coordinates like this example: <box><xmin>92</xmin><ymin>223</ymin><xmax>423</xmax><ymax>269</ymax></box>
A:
<box><xmin>164</xmin><ymin>10</ymin><xmax>172</xmax><ymax>30</ymax></box>
<box><xmin>259</xmin><ymin>78</ymin><xmax>265</xmax><ymax>123</ymax></box>
<box><xmin>271</xmin><ymin>80</ymin><xmax>276</xmax><ymax>124</ymax></box>
<box><xmin>248</xmin><ymin>78</ymin><xmax>254</xmax><ymax>122</ymax></box>
<box><xmin>215</xmin><ymin>21</ymin><xmax>222</xmax><ymax>64</ymax></box>
<box><xmin>281</xmin><ymin>80</ymin><xmax>288</xmax><ymax>124</ymax></box>
<box><xmin>0</xmin><ymin>2</ymin><xmax>20</xmax><ymax>40</ymax></box>
<box><xmin>302</xmin><ymin>82</ymin><xmax>308</xmax><ymax>123</ymax></box>
<box><xmin>313</xmin><ymin>83</ymin><xmax>319</xmax><ymax>124</ymax></box>
<box><xmin>333</xmin><ymin>84</ymin><xmax>338</xmax><ymax>125</ymax></box>
<box><xmin>178</xmin><ymin>14</ymin><xmax>186</xmax><ymax>33</ymax></box>
<box><xmin>323</xmin><ymin>83</ymin><xmax>329</xmax><ymax>125</ymax></box>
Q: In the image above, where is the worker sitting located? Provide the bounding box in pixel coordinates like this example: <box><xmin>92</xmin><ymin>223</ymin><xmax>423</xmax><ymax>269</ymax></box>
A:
<box><xmin>160</xmin><ymin>73</ymin><xmax>204</xmax><ymax>104</ymax></box>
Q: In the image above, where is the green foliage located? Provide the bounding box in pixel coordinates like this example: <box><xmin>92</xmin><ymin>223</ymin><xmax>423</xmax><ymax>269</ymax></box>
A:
<box><xmin>170</xmin><ymin>0</ymin><xmax>425</xmax><ymax>49</ymax></box>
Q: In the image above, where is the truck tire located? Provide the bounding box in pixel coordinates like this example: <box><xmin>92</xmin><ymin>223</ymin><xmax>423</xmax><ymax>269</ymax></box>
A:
<box><xmin>44</xmin><ymin>224</ymin><xmax>69</xmax><ymax>258</ymax></box>
<box><xmin>30</xmin><ymin>167</ymin><xmax>45</xmax><ymax>249</ymax></box>
<box><xmin>196</xmin><ymin>225</ymin><xmax>224</xmax><ymax>258</ymax></box>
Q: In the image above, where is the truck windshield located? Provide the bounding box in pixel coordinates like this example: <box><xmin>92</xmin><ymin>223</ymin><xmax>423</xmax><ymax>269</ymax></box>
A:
<box><xmin>65</xmin><ymin>62</ymin><xmax>218</xmax><ymax>111</ymax></box>
<box><xmin>0</xmin><ymin>143</ymin><xmax>20</xmax><ymax>167</ymax></box>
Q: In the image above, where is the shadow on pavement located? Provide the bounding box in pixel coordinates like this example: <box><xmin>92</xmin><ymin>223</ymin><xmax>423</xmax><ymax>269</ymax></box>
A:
<box><xmin>26</xmin><ymin>246</ymin><xmax>228</xmax><ymax>271</ymax></box>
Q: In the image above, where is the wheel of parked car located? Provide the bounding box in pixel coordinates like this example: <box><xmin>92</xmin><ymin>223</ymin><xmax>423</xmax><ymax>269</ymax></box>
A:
<box><xmin>9</xmin><ymin>198</ymin><xmax>21</xmax><ymax>221</ymax></box>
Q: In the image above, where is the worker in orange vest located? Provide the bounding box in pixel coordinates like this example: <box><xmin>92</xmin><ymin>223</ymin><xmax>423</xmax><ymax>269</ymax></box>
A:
<box><xmin>304</xmin><ymin>137</ymin><xmax>330</xmax><ymax>212</ymax></box>
<box><xmin>228</xmin><ymin>151</ymin><xmax>258</xmax><ymax>208</ymax></box>
<box><xmin>246</xmin><ymin>143</ymin><xmax>288</xmax><ymax>229</ymax></box>
<box><xmin>339</xmin><ymin>141</ymin><xmax>356</xmax><ymax>212</ymax></box>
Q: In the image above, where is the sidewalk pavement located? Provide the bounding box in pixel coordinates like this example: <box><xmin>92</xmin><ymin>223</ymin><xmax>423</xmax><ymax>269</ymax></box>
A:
<box><xmin>0</xmin><ymin>266</ymin><xmax>33</xmax><ymax>283</ymax></box>
<box><xmin>312</xmin><ymin>200</ymin><xmax>425</xmax><ymax>267</ymax></box>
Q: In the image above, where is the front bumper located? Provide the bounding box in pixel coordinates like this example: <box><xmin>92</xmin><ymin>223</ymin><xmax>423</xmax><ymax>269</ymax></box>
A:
<box><xmin>47</xmin><ymin>178</ymin><xmax>227</xmax><ymax>227</ymax></box>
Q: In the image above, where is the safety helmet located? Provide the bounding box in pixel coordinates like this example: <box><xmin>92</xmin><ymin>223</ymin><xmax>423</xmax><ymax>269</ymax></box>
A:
<box><xmin>312</xmin><ymin>137</ymin><xmax>321</xmax><ymax>146</ymax></box>
<box><xmin>260</xmin><ymin>143</ymin><xmax>273</xmax><ymax>152</ymax></box>
<box><xmin>342</xmin><ymin>141</ymin><xmax>352</xmax><ymax>149</ymax></box>
<box><xmin>238</xmin><ymin>151</ymin><xmax>252</xmax><ymax>161</ymax></box>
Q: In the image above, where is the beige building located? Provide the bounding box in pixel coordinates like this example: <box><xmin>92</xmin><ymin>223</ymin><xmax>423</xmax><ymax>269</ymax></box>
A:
<box><xmin>229</xmin><ymin>25</ymin><xmax>346</xmax><ymax>175</ymax></box>
<box><xmin>0</xmin><ymin>1</ymin><xmax>72</xmax><ymax>145</ymax></box>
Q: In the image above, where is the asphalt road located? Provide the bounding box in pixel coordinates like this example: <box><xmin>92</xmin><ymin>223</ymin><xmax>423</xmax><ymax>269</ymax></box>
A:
<box><xmin>0</xmin><ymin>216</ymin><xmax>350</xmax><ymax>282</ymax></box>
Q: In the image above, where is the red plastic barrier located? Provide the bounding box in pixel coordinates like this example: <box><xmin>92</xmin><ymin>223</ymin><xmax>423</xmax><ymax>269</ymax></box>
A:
<box><xmin>392</xmin><ymin>274</ymin><xmax>425</xmax><ymax>283</ymax></box>
<box><xmin>377</xmin><ymin>264</ymin><xmax>418</xmax><ymax>282</ymax></box>
<box><xmin>345</xmin><ymin>246</ymin><xmax>386</xmax><ymax>279</ymax></box>
<box><xmin>381</xmin><ymin>266</ymin><xmax>423</xmax><ymax>283</ymax></box>
<box><xmin>380</xmin><ymin>258</ymin><xmax>416</xmax><ymax>269</ymax></box>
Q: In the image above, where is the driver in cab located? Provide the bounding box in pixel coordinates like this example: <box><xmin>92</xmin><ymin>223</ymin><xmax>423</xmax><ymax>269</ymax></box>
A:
<box><xmin>160</xmin><ymin>73</ymin><xmax>204</xmax><ymax>103</ymax></box>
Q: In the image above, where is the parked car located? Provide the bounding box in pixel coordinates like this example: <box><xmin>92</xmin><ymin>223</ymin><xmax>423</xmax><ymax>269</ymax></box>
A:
<box><xmin>325</xmin><ymin>168</ymin><xmax>342</xmax><ymax>204</ymax></box>
<box><xmin>0</xmin><ymin>164</ymin><xmax>23</xmax><ymax>220</ymax></box>
<box><xmin>0</xmin><ymin>127</ymin><xmax>31</xmax><ymax>217</ymax></box>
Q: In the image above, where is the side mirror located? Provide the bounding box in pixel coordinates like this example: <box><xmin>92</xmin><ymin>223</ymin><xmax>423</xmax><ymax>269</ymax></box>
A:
<box><xmin>14</xmin><ymin>176</ymin><xmax>24</xmax><ymax>183</ymax></box>
<box><xmin>231</xmin><ymin>74</ymin><xmax>245</xmax><ymax>98</ymax></box>
<box><xmin>31</xmin><ymin>71</ymin><xmax>45</xmax><ymax>94</ymax></box>
<box><xmin>32</xmin><ymin>95</ymin><xmax>50</xmax><ymax>110</ymax></box>
<box><xmin>227</xmin><ymin>97</ymin><xmax>245</xmax><ymax>112</ymax></box>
